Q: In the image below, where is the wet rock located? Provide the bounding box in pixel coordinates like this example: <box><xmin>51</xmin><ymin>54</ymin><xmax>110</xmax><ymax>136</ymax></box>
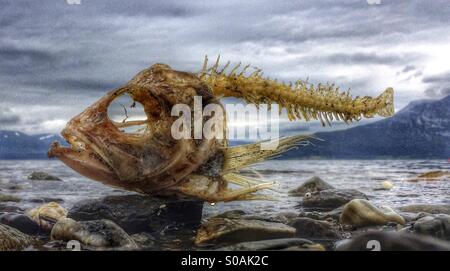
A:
<box><xmin>29</xmin><ymin>197</ymin><xmax>64</xmax><ymax>204</ymax></box>
<box><xmin>0</xmin><ymin>193</ymin><xmax>21</xmax><ymax>203</ymax></box>
<box><xmin>299</xmin><ymin>206</ymin><xmax>343</xmax><ymax>221</ymax></box>
<box><xmin>336</xmin><ymin>231</ymin><xmax>450</xmax><ymax>251</ymax></box>
<box><xmin>373</xmin><ymin>181</ymin><xmax>394</xmax><ymax>191</ymax></box>
<box><xmin>0</xmin><ymin>223</ymin><xmax>35</xmax><ymax>251</ymax></box>
<box><xmin>399</xmin><ymin>204</ymin><xmax>450</xmax><ymax>215</ymax></box>
<box><xmin>396</xmin><ymin>211</ymin><xmax>424</xmax><ymax>222</ymax></box>
<box><xmin>271</xmin><ymin>212</ymin><xmax>299</xmax><ymax>224</ymax></box>
<box><xmin>195</xmin><ymin>217</ymin><xmax>296</xmax><ymax>246</ymax></box>
<box><xmin>68</xmin><ymin>195</ymin><xmax>203</xmax><ymax>235</ymax></box>
<box><xmin>413</xmin><ymin>214</ymin><xmax>450</xmax><ymax>241</ymax></box>
<box><xmin>211</xmin><ymin>210</ymin><xmax>297</xmax><ymax>224</ymax></box>
<box><xmin>0</xmin><ymin>204</ymin><xmax>24</xmax><ymax>213</ymax></box>
<box><xmin>27</xmin><ymin>171</ymin><xmax>62</xmax><ymax>181</ymax></box>
<box><xmin>51</xmin><ymin>218</ymin><xmax>138</xmax><ymax>250</ymax></box>
<box><xmin>408</xmin><ymin>170</ymin><xmax>450</xmax><ymax>182</ymax></box>
<box><xmin>5</xmin><ymin>184</ymin><xmax>23</xmax><ymax>191</ymax></box>
<box><xmin>131</xmin><ymin>232</ymin><xmax>156</xmax><ymax>249</ymax></box>
<box><xmin>280</xmin><ymin>243</ymin><xmax>326</xmax><ymax>251</ymax></box>
<box><xmin>217</xmin><ymin>238</ymin><xmax>316</xmax><ymax>251</ymax></box>
<box><xmin>302</xmin><ymin>189</ymin><xmax>368</xmax><ymax>211</ymax></box>
<box><xmin>27</xmin><ymin>202</ymin><xmax>68</xmax><ymax>232</ymax></box>
<box><xmin>340</xmin><ymin>199</ymin><xmax>405</xmax><ymax>227</ymax></box>
<box><xmin>0</xmin><ymin>213</ymin><xmax>40</xmax><ymax>235</ymax></box>
<box><xmin>288</xmin><ymin>217</ymin><xmax>341</xmax><ymax>240</ymax></box>
<box><xmin>212</xmin><ymin>209</ymin><xmax>247</xmax><ymax>219</ymax></box>
<box><xmin>288</xmin><ymin>176</ymin><xmax>335</xmax><ymax>197</ymax></box>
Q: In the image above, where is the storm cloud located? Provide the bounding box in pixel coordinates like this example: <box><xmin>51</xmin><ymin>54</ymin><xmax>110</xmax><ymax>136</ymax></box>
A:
<box><xmin>0</xmin><ymin>108</ymin><xmax>21</xmax><ymax>128</ymax></box>
<box><xmin>423</xmin><ymin>71</ymin><xmax>450</xmax><ymax>98</ymax></box>
<box><xmin>0</xmin><ymin>0</ymin><xmax>450</xmax><ymax>134</ymax></box>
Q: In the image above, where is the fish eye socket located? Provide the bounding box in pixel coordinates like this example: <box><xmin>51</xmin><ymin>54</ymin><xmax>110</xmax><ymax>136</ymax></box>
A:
<box><xmin>107</xmin><ymin>92</ymin><xmax>148</xmax><ymax>135</ymax></box>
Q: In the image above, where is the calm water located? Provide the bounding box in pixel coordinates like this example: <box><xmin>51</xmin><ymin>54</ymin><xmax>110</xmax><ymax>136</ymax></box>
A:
<box><xmin>0</xmin><ymin>160</ymin><xmax>449</xmax><ymax>217</ymax></box>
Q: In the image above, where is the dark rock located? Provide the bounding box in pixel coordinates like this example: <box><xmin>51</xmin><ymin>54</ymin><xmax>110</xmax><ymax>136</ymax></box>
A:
<box><xmin>29</xmin><ymin>197</ymin><xmax>64</xmax><ymax>204</ymax></box>
<box><xmin>27</xmin><ymin>171</ymin><xmax>61</xmax><ymax>181</ymax></box>
<box><xmin>271</xmin><ymin>212</ymin><xmax>299</xmax><ymax>224</ymax></box>
<box><xmin>279</xmin><ymin>243</ymin><xmax>326</xmax><ymax>251</ymax></box>
<box><xmin>212</xmin><ymin>209</ymin><xmax>247</xmax><ymax>219</ymax></box>
<box><xmin>399</xmin><ymin>204</ymin><xmax>450</xmax><ymax>215</ymax></box>
<box><xmin>299</xmin><ymin>206</ymin><xmax>344</xmax><ymax>221</ymax></box>
<box><xmin>130</xmin><ymin>232</ymin><xmax>156</xmax><ymax>249</ymax></box>
<box><xmin>51</xmin><ymin>218</ymin><xmax>138</xmax><ymax>250</ymax></box>
<box><xmin>195</xmin><ymin>217</ymin><xmax>296</xmax><ymax>246</ymax></box>
<box><xmin>68</xmin><ymin>194</ymin><xmax>203</xmax><ymax>234</ymax></box>
<box><xmin>288</xmin><ymin>176</ymin><xmax>335</xmax><ymax>197</ymax></box>
<box><xmin>0</xmin><ymin>223</ymin><xmax>36</xmax><ymax>251</ymax></box>
<box><xmin>288</xmin><ymin>217</ymin><xmax>341</xmax><ymax>240</ymax></box>
<box><xmin>413</xmin><ymin>214</ymin><xmax>450</xmax><ymax>241</ymax></box>
<box><xmin>0</xmin><ymin>193</ymin><xmax>21</xmax><ymax>203</ymax></box>
<box><xmin>0</xmin><ymin>213</ymin><xmax>40</xmax><ymax>235</ymax></box>
<box><xmin>217</xmin><ymin>238</ymin><xmax>316</xmax><ymax>251</ymax></box>
<box><xmin>212</xmin><ymin>210</ymin><xmax>296</xmax><ymax>224</ymax></box>
<box><xmin>5</xmin><ymin>185</ymin><xmax>23</xmax><ymax>191</ymax></box>
<box><xmin>336</xmin><ymin>231</ymin><xmax>450</xmax><ymax>251</ymax></box>
<box><xmin>0</xmin><ymin>204</ymin><xmax>24</xmax><ymax>213</ymax></box>
<box><xmin>302</xmin><ymin>189</ymin><xmax>368</xmax><ymax>210</ymax></box>
<box><xmin>396</xmin><ymin>211</ymin><xmax>424</xmax><ymax>222</ymax></box>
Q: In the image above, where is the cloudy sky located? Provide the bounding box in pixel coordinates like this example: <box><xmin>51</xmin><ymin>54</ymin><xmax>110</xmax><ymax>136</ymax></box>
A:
<box><xmin>1</xmin><ymin>0</ymin><xmax>450</xmax><ymax>135</ymax></box>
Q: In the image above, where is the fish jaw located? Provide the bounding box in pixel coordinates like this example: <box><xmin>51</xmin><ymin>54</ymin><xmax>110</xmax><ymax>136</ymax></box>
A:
<box><xmin>48</xmin><ymin>141</ymin><xmax>122</xmax><ymax>187</ymax></box>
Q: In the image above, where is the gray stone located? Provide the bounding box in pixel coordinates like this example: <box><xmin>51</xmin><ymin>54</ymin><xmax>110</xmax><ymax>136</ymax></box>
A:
<box><xmin>302</xmin><ymin>189</ymin><xmax>368</xmax><ymax>210</ymax></box>
<box><xmin>68</xmin><ymin>194</ymin><xmax>203</xmax><ymax>234</ymax></box>
<box><xmin>212</xmin><ymin>209</ymin><xmax>246</xmax><ymax>219</ymax></box>
<box><xmin>212</xmin><ymin>210</ymin><xmax>297</xmax><ymax>224</ymax></box>
<box><xmin>51</xmin><ymin>218</ymin><xmax>138</xmax><ymax>250</ymax></box>
<box><xmin>217</xmin><ymin>238</ymin><xmax>315</xmax><ymax>251</ymax></box>
<box><xmin>399</xmin><ymin>204</ymin><xmax>450</xmax><ymax>215</ymax></box>
<box><xmin>0</xmin><ymin>204</ymin><xmax>24</xmax><ymax>213</ymax></box>
<box><xmin>336</xmin><ymin>231</ymin><xmax>450</xmax><ymax>251</ymax></box>
<box><xmin>130</xmin><ymin>232</ymin><xmax>156</xmax><ymax>249</ymax></box>
<box><xmin>271</xmin><ymin>212</ymin><xmax>299</xmax><ymax>224</ymax></box>
<box><xmin>27</xmin><ymin>171</ymin><xmax>61</xmax><ymax>181</ymax></box>
<box><xmin>288</xmin><ymin>217</ymin><xmax>341</xmax><ymax>240</ymax></box>
<box><xmin>413</xmin><ymin>214</ymin><xmax>450</xmax><ymax>241</ymax></box>
<box><xmin>0</xmin><ymin>193</ymin><xmax>21</xmax><ymax>203</ymax></box>
<box><xmin>299</xmin><ymin>206</ymin><xmax>344</xmax><ymax>221</ymax></box>
<box><xmin>195</xmin><ymin>217</ymin><xmax>296</xmax><ymax>246</ymax></box>
<box><xmin>29</xmin><ymin>197</ymin><xmax>64</xmax><ymax>204</ymax></box>
<box><xmin>289</xmin><ymin>176</ymin><xmax>335</xmax><ymax>197</ymax></box>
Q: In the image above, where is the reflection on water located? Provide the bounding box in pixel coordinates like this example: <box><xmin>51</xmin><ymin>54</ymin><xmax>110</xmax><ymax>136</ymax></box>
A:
<box><xmin>0</xmin><ymin>160</ymin><xmax>448</xmax><ymax>217</ymax></box>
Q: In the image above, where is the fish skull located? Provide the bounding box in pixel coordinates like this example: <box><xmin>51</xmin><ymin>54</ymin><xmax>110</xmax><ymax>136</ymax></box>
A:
<box><xmin>48</xmin><ymin>64</ymin><xmax>226</xmax><ymax>196</ymax></box>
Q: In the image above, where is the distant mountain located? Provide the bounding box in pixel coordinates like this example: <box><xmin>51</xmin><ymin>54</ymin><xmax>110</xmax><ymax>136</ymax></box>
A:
<box><xmin>0</xmin><ymin>131</ymin><xmax>63</xmax><ymax>159</ymax></box>
<box><xmin>283</xmin><ymin>95</ymin><xmax>450</xmax><ymax>159</ymax></box>
<box><xmin>1</xmin><ymin>95</ymin><xmax>449</xmax><ymax>160</ymax></box>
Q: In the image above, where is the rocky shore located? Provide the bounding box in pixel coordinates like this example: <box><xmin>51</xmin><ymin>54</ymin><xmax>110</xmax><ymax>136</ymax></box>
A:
<box><xmin>0</xmin><ymin>172</ymin><xmax>449</xmax><ymax>251</ymax></box>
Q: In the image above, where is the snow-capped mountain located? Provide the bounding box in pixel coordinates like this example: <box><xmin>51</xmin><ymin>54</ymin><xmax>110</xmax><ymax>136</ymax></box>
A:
<box><xmin>0</xmin><ymin>131</ymin><xmax>63</xmax><ymax>159</ymax></box>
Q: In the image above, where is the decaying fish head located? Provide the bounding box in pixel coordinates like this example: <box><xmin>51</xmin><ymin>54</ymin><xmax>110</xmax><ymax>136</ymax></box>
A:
<box><xmin>49</xmin><ymin>57</ymin><xmax>395</xmax><ymax>202</ymax></box>
<box><xmin>49</xmin><ymin>63</ymin><xmax>226</xmax><ymax>195</ymax></box>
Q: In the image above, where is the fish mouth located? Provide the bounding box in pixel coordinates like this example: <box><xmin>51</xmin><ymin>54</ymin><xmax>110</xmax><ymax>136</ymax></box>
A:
<box><xmin>48</xmin><ymin>134</ymin><xmax>120</xmax><ymax>186</ymax></box>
